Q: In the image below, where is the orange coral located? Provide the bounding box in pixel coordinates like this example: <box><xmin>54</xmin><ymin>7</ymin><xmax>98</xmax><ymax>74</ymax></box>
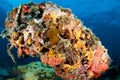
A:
<box><xmin>17</xmin><ymin>48</ymin><xmax>23</xmax><ymax>57</ymax></box>
<box><xmin>23</xmin><ymin>48</ymin><xmax>30</xmax><ymax>55</ymax></box>
<box><xmin>48</xmin><ymin>56</ymin><xmax>62</xmax><ymax>67</ymax></box>
<box><xmin>56</xmin><ymin>70</ymin><xmax>76</xmax><ymax>79</ymax></box>
<box><xmin>22</xmin><ymin>5</ymin><xmax>31</xmax><ymax>13</ymax></box>
<box><xmin>41</xmin><ymin>55</ymin><xmax>62</xmax><ymax>67</ymax></box>
<box><xmin>40</xmin><ymin>55</ymin><xmax>48</xmax><ymax>64</ymax></box>
<box><xmin>18</xmin><ymin>47</ymin><xmax>35</xmax><ymax>57</ymax></box>
<box><xmin>29</xmin><ymin>49</ymin><xmax>35</xmax><ymax>56</ymax></box>
<box><xmin>89</xmin><ymin>46</ymin><xmax>109</xmax><ymax>78</ymax></box>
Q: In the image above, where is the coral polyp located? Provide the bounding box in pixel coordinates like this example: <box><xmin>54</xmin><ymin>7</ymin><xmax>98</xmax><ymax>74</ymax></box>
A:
<box><xmin>1</xmin><ymin>2</ymin><xmax>111</xmax><ymax>80</ymax></box>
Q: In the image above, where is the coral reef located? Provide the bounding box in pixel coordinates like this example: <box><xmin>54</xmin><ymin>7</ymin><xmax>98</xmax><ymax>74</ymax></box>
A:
<box><xmin>17</xmin><ymin>61</ymin><xmax>55</xmax><ymax>80</ymax></box>
<box><xmin>0</xmin><ymin>2</ymin><xmax>111</xmax><ymax>80</ymax></box>
<box><xmin>7</xmin><ymin>61</ymin><xmax>56</xmax><ymax>80</ymax></box>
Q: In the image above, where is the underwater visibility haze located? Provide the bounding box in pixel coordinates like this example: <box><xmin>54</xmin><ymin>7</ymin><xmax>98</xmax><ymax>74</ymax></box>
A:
<box><xmin>0</xmin><ymin>0</ymin><xmax>120</xmax><ymax>80</ymax></box>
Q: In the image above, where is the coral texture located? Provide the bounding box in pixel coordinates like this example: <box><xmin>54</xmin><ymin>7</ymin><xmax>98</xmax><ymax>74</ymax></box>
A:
<box><xmin>8</xmin><ymin>61</ymin><xmax>56</xmax><ymax>80</ymax></box>
<box><xmin>1</xmin><ymin>2</ymin><xmax>111</xmax><ymax>80</ymax></box>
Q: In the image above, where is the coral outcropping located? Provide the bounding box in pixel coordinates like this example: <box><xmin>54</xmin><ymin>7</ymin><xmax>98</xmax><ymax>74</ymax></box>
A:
<box><xmin>1</xmin><ymin>2</ymin><xmax>111</xmax><ymax>80</ymax></box>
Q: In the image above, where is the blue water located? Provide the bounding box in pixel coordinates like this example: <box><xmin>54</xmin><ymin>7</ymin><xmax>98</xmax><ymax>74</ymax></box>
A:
<box><xmin>0</xmin><ymin>0</ymin><xmax>120</xmax><ymax>70</ymax></box>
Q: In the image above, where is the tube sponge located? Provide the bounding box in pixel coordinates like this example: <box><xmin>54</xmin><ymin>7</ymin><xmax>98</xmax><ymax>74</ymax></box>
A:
<box><xmin>1</xmin><ymin>2</ymin><xmax>111</xmax><ymax>80</ymax></box>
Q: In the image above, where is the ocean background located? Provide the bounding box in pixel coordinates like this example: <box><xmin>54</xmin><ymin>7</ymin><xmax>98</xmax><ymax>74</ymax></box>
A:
<box><xmin>0</xmin><ymin>0</ymin><xmax>120</xmax><ymax>79</ymax></box>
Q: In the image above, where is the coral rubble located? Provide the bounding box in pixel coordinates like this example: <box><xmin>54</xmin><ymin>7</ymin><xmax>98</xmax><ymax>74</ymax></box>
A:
<box><xmin>1</xmin><ymin>2</ymin><xmax>111</xmax><ymax>80</ymax></box>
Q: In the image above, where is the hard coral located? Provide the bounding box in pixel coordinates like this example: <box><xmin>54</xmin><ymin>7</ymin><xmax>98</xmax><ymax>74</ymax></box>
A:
<box><xmin>1</xmin><ymin>2</ymin><xmax>111</xmax><ymax>80</ymax></box>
